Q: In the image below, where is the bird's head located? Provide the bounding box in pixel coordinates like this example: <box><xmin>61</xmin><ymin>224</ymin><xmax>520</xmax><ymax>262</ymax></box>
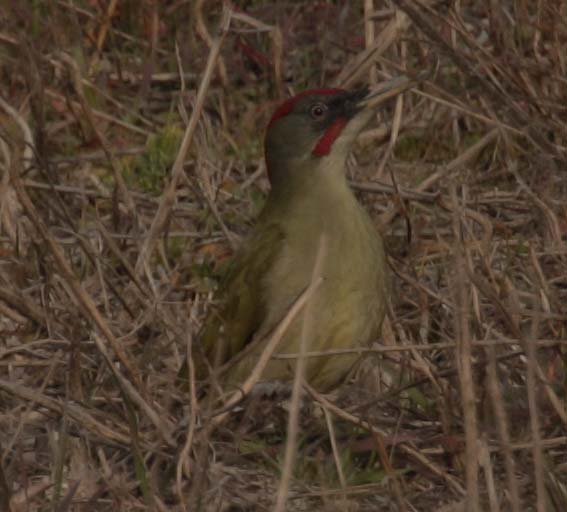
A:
<box><xmin>264</xmin><ymin>76</ymin><xmax>418</xmax><ymax>191</ymax></box>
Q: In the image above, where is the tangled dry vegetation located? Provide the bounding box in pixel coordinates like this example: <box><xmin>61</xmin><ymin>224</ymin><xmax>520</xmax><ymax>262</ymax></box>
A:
<box><xmin>1</xmin><ymin>1</ymin><xmax>566</xmax><ymax>511</ymax></box>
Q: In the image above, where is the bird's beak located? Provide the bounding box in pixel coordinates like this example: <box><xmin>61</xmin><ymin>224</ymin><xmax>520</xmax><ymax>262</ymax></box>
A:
<box><xmin>357</xmin><ymin>71</ymin><xmax>428</xmax><ymax>110</ymax></box>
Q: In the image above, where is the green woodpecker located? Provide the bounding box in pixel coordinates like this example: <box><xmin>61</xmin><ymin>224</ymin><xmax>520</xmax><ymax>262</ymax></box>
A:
<box><xmin>197</xmin><ymin>77</ymin><xmax>417</xmax><ymax>392</ymax></box>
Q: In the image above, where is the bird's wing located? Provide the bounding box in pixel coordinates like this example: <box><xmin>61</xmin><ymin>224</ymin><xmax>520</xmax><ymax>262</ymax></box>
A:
<box><xmin>200</xmin><ymin>222</ymin><xmax>285</xmax><ymax>368</ymax></box>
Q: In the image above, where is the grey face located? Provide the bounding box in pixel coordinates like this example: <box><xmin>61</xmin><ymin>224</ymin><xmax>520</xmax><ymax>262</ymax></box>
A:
<box><xmin>264</xmin><ymin>88</ymin><xmax>370</xmax><ymax>185</ymax></box>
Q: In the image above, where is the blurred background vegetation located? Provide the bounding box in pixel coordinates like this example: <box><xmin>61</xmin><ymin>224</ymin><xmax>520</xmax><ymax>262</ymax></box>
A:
<box><xmin>0</xmin><ymin>1</ymin><xmax>566</xmax><ymax>510</ymax></box>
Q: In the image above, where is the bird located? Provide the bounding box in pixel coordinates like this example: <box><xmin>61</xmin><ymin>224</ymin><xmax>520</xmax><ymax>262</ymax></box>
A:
<box><xmin>195</xmin><ymin>77</ymin><xmax>418</xmax><ymax>392</ymax></box>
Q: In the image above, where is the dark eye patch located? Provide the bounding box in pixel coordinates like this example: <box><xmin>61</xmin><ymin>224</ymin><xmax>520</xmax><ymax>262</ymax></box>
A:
<box><xmin>305</xmin><ymin>98</ymin><xmax>346</xmax><ymax>133</ymax></box>
<box><xmin>309</xmin><ymin>103</ymin><xmax>328</xmax><ymax>120</ymax></box>
<box><xmin>307</xmin><ymin>91</ymin><xmax>359</xmax><ymax>126</ymax></box>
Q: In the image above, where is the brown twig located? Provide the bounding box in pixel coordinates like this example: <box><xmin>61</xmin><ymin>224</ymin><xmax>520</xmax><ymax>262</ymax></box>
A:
<box><xmin>304</xmin><ymin>383</ymin><xmax>465</xmax><ymax>495</ymax></box>
<box><xmin>136</xmin><ymin>5</ymin><xmax>232</xmax><ymax>276</ymax></box>
<box><xmin>450</xmin><ymin>184</ymin><xmax>479</xmax><ymax>512</ymax></box>
<box><xmin>209</xmin><ymin>276</ymin><xmax>324</xmax><ymax>428</ymax></box>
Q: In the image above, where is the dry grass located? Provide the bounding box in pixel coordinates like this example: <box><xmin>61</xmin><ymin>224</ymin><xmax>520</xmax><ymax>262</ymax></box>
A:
<box><xmin>1</xmin><ymin>1</ymin><xmax>566</xmax><ymax>511</ymax></box>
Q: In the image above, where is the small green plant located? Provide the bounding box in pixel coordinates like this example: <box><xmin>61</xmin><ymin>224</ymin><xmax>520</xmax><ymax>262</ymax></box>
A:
<box><xmin>123</xmin><ymin>124</ymin><xmax>183</xmax><ymax>194</ymax></box>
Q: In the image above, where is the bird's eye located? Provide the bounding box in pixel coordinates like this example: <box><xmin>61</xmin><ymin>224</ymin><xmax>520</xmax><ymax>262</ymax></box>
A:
<box><xmin>310</xmin><ymin>103</ymin><xmax>327</xmax><ymax>119</ymax></box>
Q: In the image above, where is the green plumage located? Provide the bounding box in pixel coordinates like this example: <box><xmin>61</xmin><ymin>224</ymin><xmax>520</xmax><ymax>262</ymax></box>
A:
<box><xmin>194</xmin><ymin>88</ymin><xmax>392</xmax><ymax>391</ymax></box>
<box><xmin>199</xmin><ymin>222</ymin><xmax>284</xmax><ymax>368</ymax></box>
<box><xmin>198</xmin><ymin>169</ymin><xmax>388</xmax><ymax>391</ymax></box>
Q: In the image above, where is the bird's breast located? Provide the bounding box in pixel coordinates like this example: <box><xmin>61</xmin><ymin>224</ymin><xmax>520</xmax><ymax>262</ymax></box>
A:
<box><xmin>261</xmin><ymin>193</ymin><xmax>388</xmax><ymax>340</ymax></box>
